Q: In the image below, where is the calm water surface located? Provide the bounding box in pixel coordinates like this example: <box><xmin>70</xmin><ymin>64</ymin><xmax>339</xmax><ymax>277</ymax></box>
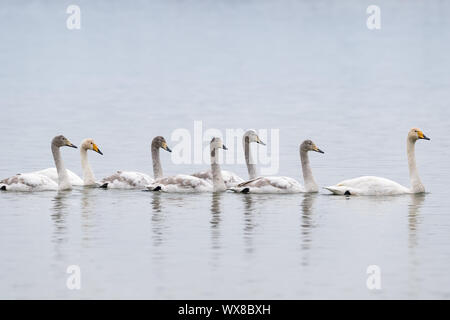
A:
<box><xmin>1</xmin><ymin>0</ymin><xmax>450</xmax><ymax>299</ymax></box>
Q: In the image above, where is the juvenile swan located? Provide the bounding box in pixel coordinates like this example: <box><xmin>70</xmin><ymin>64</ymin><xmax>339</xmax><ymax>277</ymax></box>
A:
<box><xmin>100</xmin><ymin>136</ymin><xmax>171</xmax><ymax>189</ymax></box>
<box><xmin>230</xmin><ymin>140</ymin><xmax>324</xmax><ymax>194</ymax></box>
<box><xmin>147</xmin><ymin>137</ymin><xmax>228</xmax><ymax>192</ymax></box>
<box><xmin>325</xmin><ymin>128</ymin><xmax>430</xmax><ymax>196</ymax></box>
<box><xmin>36</xmin><ymin>138</ymin><xmax>103</xmax><ymax>186</ymax></box>
<box><xmin>0</xmin><ymin>135</ymin><xmax>78</xmax><ymax>191</ymax></box>
<box><xmin>191</xmin><ymin>130</ymin><xmax>265</xmax><ymax>187</ymax></box>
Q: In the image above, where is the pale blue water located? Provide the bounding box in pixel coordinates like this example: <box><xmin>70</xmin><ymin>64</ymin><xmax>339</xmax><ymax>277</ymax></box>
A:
<box><xmin>0</xmin><ymin>0</ymin><xmax>450</xmax><ymax>299</ymax></box>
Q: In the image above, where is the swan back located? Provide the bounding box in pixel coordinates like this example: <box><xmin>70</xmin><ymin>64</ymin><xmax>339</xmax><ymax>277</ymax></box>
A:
<box><xmin>0</xmin><ymin>173</ymin><xmax>58</xmax><ymax>191</ymax></box>
<box><xmin>325</xmin><ymin>176</ymin><xmax>411</xmax><ymax>196</ymax></box>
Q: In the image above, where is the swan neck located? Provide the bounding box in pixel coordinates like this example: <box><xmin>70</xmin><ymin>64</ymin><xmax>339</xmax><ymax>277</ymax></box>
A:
<box><xmin>80</xmin><ymin>148</ymin><xmax>96</xmax><ymax>185</ymax></box>
<box><xmin>211</xmin><ymin>147</ymin><xmax>226</xmax><ymax>192</ymax></box>
<box><xmin>407</xmin><ymin>138</ymin><xmax>424</xmax><ymax>193</ymax></box>
<box><xmin>300</xmin><ymin>149</ymin><xmax>318</xmax><ymax>192</ymax></box>
<box><xmin>52</xmin><ymin>143</ymin><xmax>71</xmax><ymax>190</ymax></box>
<box><xmin>243</xmin><ymin>135</ymin><xmax>257</xmax><ymax>179</ymax></box>
<box><xmin>152</xmin><ymin>145</ymin><xmax>163</xmax><ymax>179</ymax></box>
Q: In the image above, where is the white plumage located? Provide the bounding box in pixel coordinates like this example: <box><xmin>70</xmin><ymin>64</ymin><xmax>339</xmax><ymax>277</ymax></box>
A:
<box><xmin>231</xmin><ymin>176</ymin><xmax>305</xmax><ymax>194</ymax></box>
<box><xmin>34</xmin><ymin>168</ymin><xmax>84</xmax><ymax>186</ymax></box>
<box><xmin>0</xmin><ymin>172</ymin><xmax>58</xmax><ymax>191</ymax></box>
<box><xmin>230</xmin><ymin>139</ymin><xmax>324</xmax><ymax>194</ymax></box>
<box><xmin>147</xmin><ymin>174</ymin><xmax>212</xmax><ymax>193</ymax></box>
<box><xmin>324</xmin><ymin>176</ymin><xmax>411</xmax><ymax>196</ymax></box>
<box><xmin>0</xmin><ymin>135</ymin><xmax>78</xmax><ymax>192</ymax></box>
<box><xmin>325</xmin><ymin>128</ymin><xmax>430</xmax><ymax>196</ymax></box>
<box><xmin>100</xmin><ymin>171</ymin><xmax>154</xmax><ymax>189</ymax></box>
<box><xmin>191</xmin><ymin>170</ymin><xmax>244</xmax><ymax>188</ymax></box>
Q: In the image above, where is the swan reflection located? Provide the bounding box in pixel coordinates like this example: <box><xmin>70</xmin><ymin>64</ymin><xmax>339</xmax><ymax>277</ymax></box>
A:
<box><xmin>51</xmin><ymin>191</ymin><xmax>70</xmax><ymax>242</ymax></box>
<box><xmin>408</xmin><ymin>193</ymin><xmax>425</xmax><ymax>249</ymax></box>
<box><xmin>210</xmin><ymin>192</ymin><xmax>222</xmax><ymax>250</ymax></box>
<box><xmin>300</xmin><ymin>193</ymin><xmax>317</xmax><ymax>267</ymax></box>
<box><xmin>151</xmin><ymin>192</ymin><xmax>165</xmax><ymax>247</ymax></box>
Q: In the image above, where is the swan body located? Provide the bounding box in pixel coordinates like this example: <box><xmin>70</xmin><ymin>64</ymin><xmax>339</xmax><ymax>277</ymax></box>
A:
<box><xmin>325</xmin><ymin>128</ymin><xmax>430</xmax><ymax>196</ymax></box>
<box><xmin>324</xmin><ymin>176</ymin><xmax>411</xmax><ymax>196</ymax></box>
<box><xmin>148</xmin><ymin>137</ymin><xmax>228</xmax><ymax>193</ymax></box>
<box><xmin>231</xmin><ymin>140</ymin><xmax>324</xmax><ymax>194</ymax></box>
<box><xmin>33</xmin><ymin>138</ymin><xmax>103</xmax><ymax>186</ymax></box>
<box><xmin>0</xmin><ymin>173</ymin><xmax>58</xmax><ymax>191</ymax></box>
<box><xmin>232</xmin><ymin>176</ymin><xmax>305</xmax><ymax>194</ymax></box>
<box><xmin>100</xmin><ymin>171</ymin><xmax>154</xmax><ymax>189</ymax></box>
<box><xmin>0</xmin><ymin>135</ymin><xmax>77</xmax><ymax>192</ymax></box>
<box><xmin>34</xmin><ymin>168</ymin><xmax>84</xmax><ymax>186</ymax></box>
<box><xmin>100</xmin><ymin>136</ymin><xmax>170</xmax><ymax>189</ymax></box>
<box><xmin>191</xmin><ymin>170</ymin><xmax>244</xmax><ymax>188</ymax></box>
<box><xmin>149</xmin><ymin>174</ymin><xmax>212</xmax><ymax>192</ymax></box>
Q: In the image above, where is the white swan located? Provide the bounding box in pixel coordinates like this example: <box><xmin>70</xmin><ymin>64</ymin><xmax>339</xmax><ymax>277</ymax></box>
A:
<box><xmin>325</xmin><ymin>128</ymin><xmax>430</xmax><ymax>196</ymax></box>
<box><xmin>147</xmin><ymin>137</ymin><xmax>228</xmax><ymax>192</ymax></box>
<box><xmin>191</xmin><ymin>130</ymin><xmax>265</xmax><ymax>187</ymax></box>
<box><xmin>99</xmin><ymin>136</ymin><xmax>171</xmax><ymax>189</ymax></box>
<box><xmin>230</xmin><ymin>140</ymin><xmax>324</xmax><ymax>194</ymax></box>
<box><xmin>35</xmin><ymin>138</ymin><xmax>103</xmax><ymax>186</ymax></box>
<box><xmin>0</xmin><ymin>135</ymin><xmax>78</xmax><ymax>191</ymax></box>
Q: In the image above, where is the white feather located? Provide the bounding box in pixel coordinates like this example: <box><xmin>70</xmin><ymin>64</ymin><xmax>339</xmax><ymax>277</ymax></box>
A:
<box><xmin>191</xmin><ymin>170</ymin><xmax>244</xmax><ymax>188</ymax></box>
<box><xmin>0</xmin><ymin>172</ymin><xmax>58</xmax><ymax>191</ymax></box>
<box><xmin>230</xmin><ymin>176</ymin><xmax>305</xmax><ymax>194</ymax></box>
<box><xmin>34</xmin><ymin>168</ymin><xmax>84</xmax><ymax>186</ymax></box>
<box><xmin>325</xmin><ymin>176</ymin><xmax>411</xmax><ymax>196</ymax></box>
<box><xmin>100</xmin><ymin>171</ymin><xmax>154</xmax><ymax>189</ymax></box>
<box><xmin>147</xmin><ymin>174</ymin><xmax>213</xmax><ymax>193</ymax></box>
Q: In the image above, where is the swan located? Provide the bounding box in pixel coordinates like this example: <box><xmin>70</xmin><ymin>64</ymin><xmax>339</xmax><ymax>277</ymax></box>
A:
<box><xmin>230</xmin><ymin>140</ymin><xmax>324</xmax><ymax>193</ymax></box>
<box><xmin>325</xmin><ymin>128</ymin><xmax>430</xmax><ymax>196</ymax></box>
<box><xmin>191</xmin><ymin>130</ymin><xmax>265</xmax><ymax>187</ymax></box>
<box><xmin>99</xmin><ymin>136</ymin><xmax>171</xmax><ymax>189</ymax></box>
<box><xmin>147</xmin><ymin>137</ymin><xmax>228</xmax><ymax>192</ymax></box>
<box><xmin>35</xmin><ymin>138</ymin><xmax>103</xmax><ymax>186</ymax></box>
<box><xmin>0</xmin><ymin>135</ymin><xmax>78</xmax><ymax>191</ymax></box>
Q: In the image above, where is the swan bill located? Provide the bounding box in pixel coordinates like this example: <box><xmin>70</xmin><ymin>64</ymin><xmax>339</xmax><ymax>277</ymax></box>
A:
<box><xmin>314</xmin><ymin>147</ymin><xmax>324</xmax><ymax>154</ymax></box>
<box><xmin>66</xmin><ymin>141</ymin><xmax>77</xmax><ymax>148</ymax></box>
<box><xmin>93</xmin><ymin>143</ymin><xmax>103</xmax><ymax>155</ymax></box>
<box><xmin>161</xmin><ymin>142</ymin><xmax>172</xmax><ymax>152</ymax></box>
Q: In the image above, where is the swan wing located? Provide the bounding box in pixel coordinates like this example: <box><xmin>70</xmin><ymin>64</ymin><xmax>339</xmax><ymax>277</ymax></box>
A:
<box><xmin>221</xmin><ymin>170</ymin><xmax>245</xmax><ymax>186</ymax></box>
<box><xmin>34</xmin><ymin>168</ymin><xmax>84</xmax><ymax>186</ymax></box>
<box><xmin>191</xmin><ymin>170</ymin><xmax>244</xmax><ymax>187</ymax></box>
<box><xmin>0</xmin><ymin>173</ymin><xmax>58</xmax><ymax>191</ymax></box>
<box><xmin>100</xmin><ymin>171</ymin><xmax>154</xmax><ymax>189</ymax></box>
<box><xmin>325</xmin><ymin>176</ymin><xmax>411</xmax><ymax>196</ymax></box>
<box><xmin>147</xmin><ymin>174</ymin><xmax>212</xmax><ymax>192</ymax></box>
<box><xmin>231</xmin><ymin>176</ymin><xmax>304</xmax><ymax>193</ymax></box>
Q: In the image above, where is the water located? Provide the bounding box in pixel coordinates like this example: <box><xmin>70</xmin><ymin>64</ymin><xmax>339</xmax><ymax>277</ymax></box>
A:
<box><xmin>1</xmin><ymin>0</ymin><xmax>450</xmax><ymax>299</ymax></box>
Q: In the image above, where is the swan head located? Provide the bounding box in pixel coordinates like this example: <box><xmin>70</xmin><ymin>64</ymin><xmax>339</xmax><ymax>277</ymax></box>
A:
<box><xmin>408</xmin><ymin>128</ymin><xmax>430</xmax><ymax>142</ymax></box>
<box><xmin>244</xmin><ymin>130</ymin><xmax>266</xmax><ymax>145</ymax></box>
<box><xmin>152</xmin><ymin>136</ymin><xmax>172</xmax><ymax>152</ymax></box>
<box><xmin>210</xmin><ymin>137</ymin><xmax>228</xmax><ymax>150</ymax></box>
<box><xmin>301</xmin><ymin>140</ymin><xmax>324</xmax><ymax>154</ymax></box>
<box><xmin>52</xmin><ymin>135</ymin><xmax>77</xmax><ymax>149</ymax></box>
<box><xmin>81</xmin><ymin>138</ymin><xmax>103</xmax><ymax>155</ymax></box>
